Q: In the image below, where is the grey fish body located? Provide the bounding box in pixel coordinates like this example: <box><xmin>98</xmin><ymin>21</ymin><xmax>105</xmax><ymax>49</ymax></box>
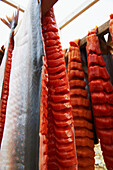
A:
<box><xmin>0</xmin><ymin>0</ymin><xmax>44</xmax><ymax>169</ymax></box>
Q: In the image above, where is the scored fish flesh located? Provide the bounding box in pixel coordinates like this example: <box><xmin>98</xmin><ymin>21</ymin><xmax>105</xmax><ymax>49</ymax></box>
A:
<box><xmin>0</xmin><ymin>31</ymin><xmax>14</xmax><ymax>146</ymax></box>
<box><xmin>68</xmin><ymin>40</ymin><xmax>94</xmax><ymax>170</ymax></box>
<box><xmin>86</xmin><ymin>27</ymin><xmax>113</xmax><ymax>170</ymax></box>
<box><xmin>39</xmin><ymin>8</ymin><xmax>78</xmax><ymax>170</ymax></box>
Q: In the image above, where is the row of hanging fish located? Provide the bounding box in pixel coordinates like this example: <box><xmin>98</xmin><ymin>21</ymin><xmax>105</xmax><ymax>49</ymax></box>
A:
<box><xmin>0</xmin><ymin>0</ymin><xmax>113</xmax><ymax>169</ymax></box>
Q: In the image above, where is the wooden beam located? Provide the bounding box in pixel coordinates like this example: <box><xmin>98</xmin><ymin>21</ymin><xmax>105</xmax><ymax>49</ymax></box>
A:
<box><xmin>2</xmin><ymin>0</ymin><xmax>25</xmax><ymax>13</ymax></box>
<box><xmin>59</xmin><ymin>0</ymin><xmax>99</xmax><ymax>30</ymax></box>
<box><xmin>41</xmin><ymin>0</ymin><xmax>58</xmax><ymax>18</ymax></box>
<box><xmin>80</xmin><ymin>19</ymin><xmax>110</xmax><ymax>47</ymax></box>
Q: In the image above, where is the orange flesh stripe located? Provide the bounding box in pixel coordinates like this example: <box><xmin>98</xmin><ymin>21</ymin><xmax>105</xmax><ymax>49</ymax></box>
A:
<box><xmin>40</xmin><ymin>8</ymin><xmax>78</xmax><ymax>169</ymax></box>
<box><xmin>68</xmin><ymin>40</ymin><xmax>94</xmax><ymax>169</ymax></box>
<box><xmin>87</xmin><ymin>27</ymin><xmax>113</xmax><ymax>168</ymax></box>
<box><xmin>0</xmin><ymin>31</ymin><xmax>14</xmax><ymax>145</ymax></box>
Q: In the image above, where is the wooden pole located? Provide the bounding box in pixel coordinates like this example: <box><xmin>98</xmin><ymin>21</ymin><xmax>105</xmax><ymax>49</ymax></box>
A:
<box><xmin>59</xmin><ymin>0</ymin><xmax>99</xmax><ymax>30</ymax></box>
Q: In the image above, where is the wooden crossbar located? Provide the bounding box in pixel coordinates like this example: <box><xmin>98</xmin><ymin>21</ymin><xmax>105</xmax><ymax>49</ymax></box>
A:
<box><xmin>79</xmin><ymin>19</ymin><xmax>110</xmax><ymax>47</ymax></box>
<box><xmin>59</xmin><ymin>0</ymin><xmax>99</xmax><ymax>30</ymax></box>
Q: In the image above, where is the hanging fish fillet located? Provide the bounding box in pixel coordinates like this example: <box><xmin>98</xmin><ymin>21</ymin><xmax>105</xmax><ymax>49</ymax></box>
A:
<box><xmin>0</xmin><ymin>31</ymin><xmax>14</xmax><ymax>146</ymax></box>
<box><xmin>68</xmin><ymin>40</ymin><xmax>94</xmax><ymax>170</ymax></box>
<box><xmin>86</xmin><ymin>27</ymin><xmax>113</xmax><ymax>170</ymax></box>
<box><xmin>0</xmin><ymin>0</ymin><xmax>44</xmax><ymax>169</ymax></box>
<box><xmin>39</xmin><ymin>8</ymin><xmax>78</xmax><ymax>170</ymax></box>
<box><xmin>0</xmin><ymin>6</ymin><xmax>19</xmax><ymax>147</ymax></box>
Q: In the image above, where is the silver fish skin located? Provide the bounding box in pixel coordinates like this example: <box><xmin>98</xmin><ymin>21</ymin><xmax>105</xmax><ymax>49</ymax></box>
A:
<box><xmin>0</xmin><ymin>0</ymin><xmax>44</xmax><ymax>169</ymax></box>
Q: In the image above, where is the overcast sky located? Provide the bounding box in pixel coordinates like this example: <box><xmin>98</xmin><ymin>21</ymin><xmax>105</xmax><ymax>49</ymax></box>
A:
<box><xmin>0</xmin><ymin>0</ymin><xmax>113</xmax><ymax>49</ymax></box>
<box><xmin>54</xmin><ymin>0</ymin><xmax>113</xmax><ymax>48</ymax></box>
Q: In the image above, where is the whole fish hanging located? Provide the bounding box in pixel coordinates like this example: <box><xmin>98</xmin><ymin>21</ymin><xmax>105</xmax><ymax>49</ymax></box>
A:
<box><xmin>0</xmin><ymin>0</ymin><xmax>44</xmax><ymax>169</ymax></box>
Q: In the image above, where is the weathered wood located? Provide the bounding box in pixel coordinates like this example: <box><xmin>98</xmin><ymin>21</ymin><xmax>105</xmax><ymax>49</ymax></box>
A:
<box><xmin>80</xmin><ymin>20</ymin><xmax>110</xmax><ymax>47</ymax></box>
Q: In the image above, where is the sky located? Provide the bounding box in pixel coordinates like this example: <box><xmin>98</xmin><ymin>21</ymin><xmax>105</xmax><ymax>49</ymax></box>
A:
<box><xmin>0</xmin><ymin>0</ymin><xmax>113</xmax><ymax>49</ymax></box>
<box><xmin>54</xmin><ymin>0</ymin><xmax>113</xmax><ymax>48</ymax></box>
